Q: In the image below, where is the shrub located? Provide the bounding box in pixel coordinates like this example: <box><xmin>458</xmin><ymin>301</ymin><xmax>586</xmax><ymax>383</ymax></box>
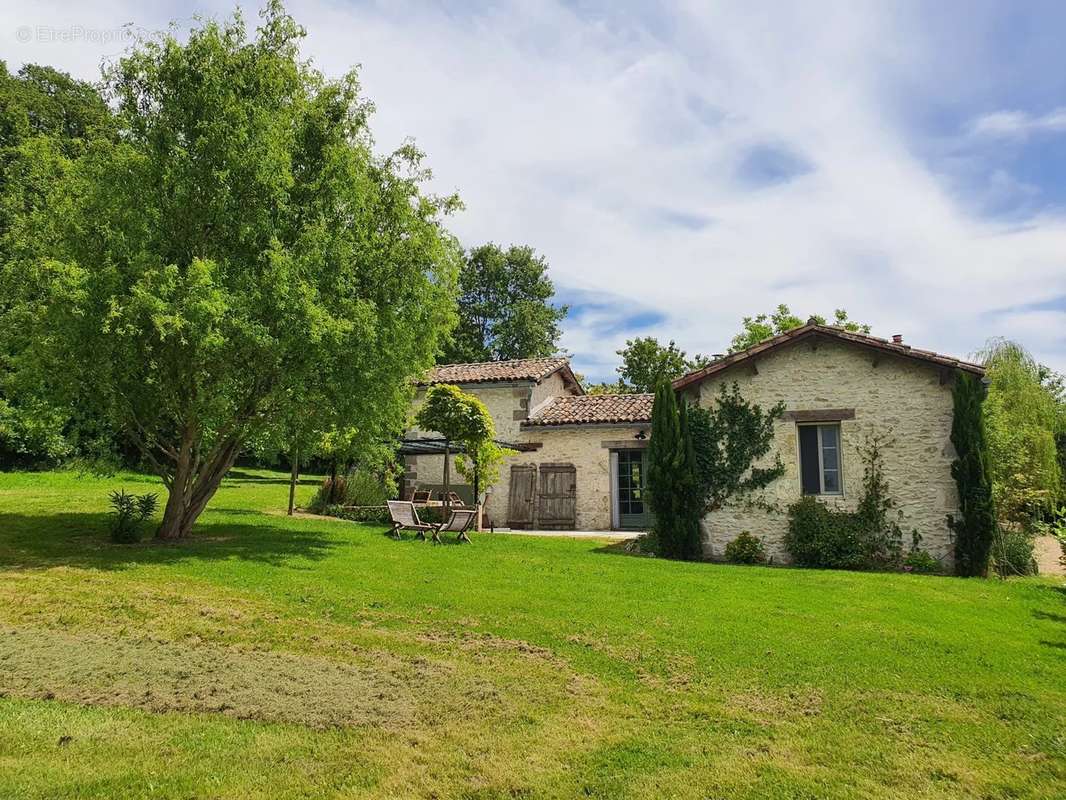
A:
<box><xmin>327</xmin><ymin>504</ymin><xmax>390</xmax><ymax>525</ymax></box>
<box><xmin>853</xmin><ymin>437</ymin><xmax>905</xmax><ymax>569</ymax></box>
<box><xmin>630</xmin><ymin>530</ymin><xmax>660</xmax><ymax>556</ymax></box>
<box><xmin>785</xmin><ymin>496</ymin><xmax>866</xmax><ymax>569</ymax></box>
<box><xmin>990</xmin><ymin>531</ymin><xmax>1037</xmax><ymax>577</ymax></box>
<box><xmin>108</xmin><ymin>489</ymin><xmax>158</xmax><ymax>543</ymax></box>
<box><xmin>308</xmin><ymin>475</ymin><xmax>346</xmax><ymax>512</ymax></box>
<box><xmin>1033</xmin><ymin>504</ymin><xmax>1066</xmax><ymax>536</ymax></box>
<box><xmin>309</xmin><ymin>469</ymin><xmax>390</xmax><ymax>514</ymax></box>
<box><xmin>902</xmin><ymin>549</ymin><xmax>941</xmax><ymax>574</ymax></box>
<box><xmin>343</xmin><ymin>469</ymin><xmax>390</xmax><ymax>506</ymax></box>
<box><xmin>785</xmin><ymin>435</ymin><xmax>907</xmax><ymax>572</ymax></box>
<box><xmin>724</xmin><ymin>531</ymin><xmax>766</xmax><ymax>564</ymax></box>
<box><xmin>308</xmin><ymin>478</ymin><xmax>331</xmax><ymax>513</ymax></box>
<box><xmin>902</xmin><ymin>531</ymin><xmax>941</xmax><ymax>574</ymax></box>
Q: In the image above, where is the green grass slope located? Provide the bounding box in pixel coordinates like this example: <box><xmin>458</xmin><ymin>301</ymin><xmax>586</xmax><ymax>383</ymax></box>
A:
<box><xmin>0</xmin><ymin>468</ymin><xmax>1063</xmax><ymax>798</ymax></box>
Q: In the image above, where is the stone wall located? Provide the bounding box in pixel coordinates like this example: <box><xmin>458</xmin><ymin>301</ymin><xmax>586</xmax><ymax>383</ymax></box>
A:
<box><xmin>686</xmin><ymin>338</ymin><xmax>959</xmax><ymax>566</ymax></box>
<box><xmin>529</xmin><ymin>372</ymin><xmax>565</xmax><ymax>415</ymax></box>
<box><xmin>500</xmin><ymin>424</ymin><xmax>649</xmax><ymax>530</ymax></box>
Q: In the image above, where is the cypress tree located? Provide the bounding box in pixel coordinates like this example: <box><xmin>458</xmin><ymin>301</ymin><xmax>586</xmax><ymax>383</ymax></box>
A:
<box><xmin>949</xmin><ymin>372</ymin><xmax>996</xmax><ymax>576</ymax></box>
<box><xmin>647</xmin><ymin>380</ymin><xmax>682</xmax><ymax>558</ymax></box>
<box><xmin>676</xmin><ymin>399</ymin><xmax>704</xmax><ymax>560</ymax></box>
<box><xmin>647</xmin><ymin>380</ymin><xmax>705</xmax><ymax>560</ymax></box>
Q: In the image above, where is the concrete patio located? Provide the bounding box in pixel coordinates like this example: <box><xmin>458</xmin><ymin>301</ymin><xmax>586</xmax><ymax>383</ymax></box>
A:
<box><xmin>487</xmin><ymin>528</ymin><xmax>642</xmax><ymax>540</ymax></box>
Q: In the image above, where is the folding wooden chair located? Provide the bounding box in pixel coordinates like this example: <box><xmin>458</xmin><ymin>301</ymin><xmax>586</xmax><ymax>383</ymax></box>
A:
<box><xmin>386</xmin><ymin>500</ymin><xmax>435</xmax><ymax>540</ymax></box>
<box><xmin>434</xmin><ymin>508</ymin><xmax>477</xmax><ymax>544</ymax></box>
<box><xmin>410</xmin><ymin>489</ymin><xmax>431</xmax><ymax>504</ymax></box>
<box><xmin>442</xmin><ymin>491</ymin><xmax>470</xmax><ymax>508</ymax></box>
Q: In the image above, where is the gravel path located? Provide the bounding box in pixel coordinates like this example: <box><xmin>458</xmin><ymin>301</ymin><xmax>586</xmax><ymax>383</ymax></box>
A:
<box><xmin>1035</xmin><ymin>535</ymin><xmax>1064</xmax><ymax>576</ymax></box>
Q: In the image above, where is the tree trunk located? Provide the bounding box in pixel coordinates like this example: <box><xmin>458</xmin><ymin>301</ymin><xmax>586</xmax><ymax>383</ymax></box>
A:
<box><xmin>443</xmin><ymin>441</ymin><xmax>451</xmax><ymax>520</ymax></box>
<box><xmin>157</xmin><ymin>490</ymin><xmax>188</xmax><ymax>540</ymax></box>
<box><xmin>156</xmin><ymin>426</ymin><xmax>196</xmax><ymax>540</ymax></box>
<box><xmin>473</xmin><ymin>461</ymin><xmax>480</xmax><ymax>532</ymax></box>
<box><xmin>288</xmin><ymin>444</ymin><xmax>299</xmax><ymax>516</ymax></box>
<box><xmin>156</xmin><ymin>436</ymin><xmax>241</xmax><ymax>540</ymax></box>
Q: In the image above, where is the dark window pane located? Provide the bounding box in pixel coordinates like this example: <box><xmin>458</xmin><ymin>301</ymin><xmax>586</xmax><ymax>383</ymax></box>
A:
<box><xmin>799</xmin><ymin>426</ymin><xmax>820</xmax><ymax>495</ymax></box>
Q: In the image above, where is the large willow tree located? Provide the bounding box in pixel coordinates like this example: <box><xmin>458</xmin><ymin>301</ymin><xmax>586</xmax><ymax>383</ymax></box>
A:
<box><xmin>977</xmin><ymin>338</ymin><xmax>1064</xmax><ymax>526</ymax></box>
<box><xmin>0</xmin><ymin>3</ymin><xmax>460</xmax><ymax>538</ymax></box>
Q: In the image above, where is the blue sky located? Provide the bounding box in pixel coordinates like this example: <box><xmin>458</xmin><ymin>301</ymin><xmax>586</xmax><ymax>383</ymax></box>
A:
<box><xmin>5</xmin><ymin>1</ymin><xmax>1066</xmax><ymax>381</ymax></box>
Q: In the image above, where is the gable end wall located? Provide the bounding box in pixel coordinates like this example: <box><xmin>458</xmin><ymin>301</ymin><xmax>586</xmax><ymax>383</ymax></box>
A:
<box><xmin>693</xmin><ymin>339</ymin><xmax>960</xmax><ymax>566</ymax></box>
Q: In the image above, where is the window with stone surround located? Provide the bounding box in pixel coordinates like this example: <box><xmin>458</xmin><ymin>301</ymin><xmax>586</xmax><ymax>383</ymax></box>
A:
<box><xmin>798</xmin><ymin>423</ymin><xmax>842</xmax><ymax>496</ymax></box>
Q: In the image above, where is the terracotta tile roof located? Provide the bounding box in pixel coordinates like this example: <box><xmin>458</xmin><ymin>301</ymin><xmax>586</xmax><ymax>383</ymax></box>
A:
<box><xmin>421</xmin><ymin>357</ymin><xmax>575</xmax><ymax>386</ymax></box>
<box><xmin>672</xmin><ymin>323</ymin><xmax>985</xmax><ymax>391</ymax></box>
<box><xmin>523</xmin><ymin>393</ymin><xmax>654</xmax><ymax>427</ymax></box>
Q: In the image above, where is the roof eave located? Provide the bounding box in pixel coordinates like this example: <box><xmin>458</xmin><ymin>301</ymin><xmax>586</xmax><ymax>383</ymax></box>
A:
<box><xmin>521</xmin><ymin>419</ymin><xmax>652</xmax><ymax>429</ymax></box>
<box><xmin>672</xmin><ymin>325</ymin><xmax>984</xmax><ymax>391</ymax></box>
<box><xmin>417</xmin><ymin>357</ymin><xmax>582</xmax><ymax>390</ymax></box>
<box><xmin>550</xmin><ymin>362</ymin><xmax>586</xmax><ymax>396</ymax></box>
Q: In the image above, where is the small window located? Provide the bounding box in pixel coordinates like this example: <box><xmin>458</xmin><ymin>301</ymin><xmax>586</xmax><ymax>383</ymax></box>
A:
<box><xmin>798</xmin><ymin>423</ymin><xmax>842</xmax><ymax>495</ymax></box>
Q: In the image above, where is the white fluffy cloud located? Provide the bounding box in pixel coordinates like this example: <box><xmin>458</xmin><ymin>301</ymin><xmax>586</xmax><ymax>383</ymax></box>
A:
<box><xmin>3</xmin><ymin>1</ymin><xmax>1065</xmax><ymax>379</ymax></box>
<box><xmin>970</xmin><ymin>109</ymin><xmax>1066</xmax><ymax>139</ymax></box>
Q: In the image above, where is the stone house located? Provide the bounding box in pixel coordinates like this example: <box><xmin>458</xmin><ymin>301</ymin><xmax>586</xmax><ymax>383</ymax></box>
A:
<box><xmin>404</xmin><ymin>323</ymin><xmax>984</xmax><ymax>564</ymax></box>
<box><xmin>673</xmin><ymin>322</ymin><xmax>984</xmax><ymax>565</ymax></box>
<box><xmin>404</xmin><ymin>358</ymin><xmax>653</xmax><ymax>531</ymax></box>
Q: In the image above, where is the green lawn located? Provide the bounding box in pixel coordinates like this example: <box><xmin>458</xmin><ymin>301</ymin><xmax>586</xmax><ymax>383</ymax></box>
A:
<box><xmin>0</xmin><ymin>469</ymin><xmax>1063</xmax><ymax>799</ymax></box>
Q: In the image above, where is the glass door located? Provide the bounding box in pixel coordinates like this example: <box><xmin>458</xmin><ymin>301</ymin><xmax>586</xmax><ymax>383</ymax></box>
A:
<box><xmin>616</xmin><ymin>449</ymin><xmax>652</xmax><ymax>530</ymax></box>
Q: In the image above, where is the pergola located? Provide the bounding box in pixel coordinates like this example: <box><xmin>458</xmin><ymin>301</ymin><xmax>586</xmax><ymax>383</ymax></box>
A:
<box><xmin>395</xmin><ymin>437</ymin><xmax>538</xmax><ymax>510</ymax></box>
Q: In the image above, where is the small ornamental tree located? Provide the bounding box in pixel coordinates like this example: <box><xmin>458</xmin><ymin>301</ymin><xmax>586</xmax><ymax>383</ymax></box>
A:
<box><xmin>949</xmin><ymin>372</ymin><xmax>997</xmax><ymax>577</ymax></box>
<box><xmin>415</xmin><ymin>384</ymin><xmax>498</xmax><ymax>513</ymax></box>
<box><xmin>455</xmin><ymin>439</ymin><xmax>511</xmax><ymax>506</ymax></box>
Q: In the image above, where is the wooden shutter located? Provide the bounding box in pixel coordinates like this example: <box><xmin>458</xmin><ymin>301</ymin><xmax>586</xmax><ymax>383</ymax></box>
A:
<box><xmin>507</xmin><ymin>465</ymin><xmax>536</xmax><ymax>528</ymax></box>
<box><xmin>537</xmin><ymin>464</ymin><xmax>576</xmax><ymax>530</ymax></box>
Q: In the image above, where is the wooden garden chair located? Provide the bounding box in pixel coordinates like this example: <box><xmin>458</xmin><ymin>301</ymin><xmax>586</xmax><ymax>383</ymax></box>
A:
<box><xmin>433</xmin><ymin>508</ymin><xmax>477</xmax><ymax>544</ymax></box>
<box><xmin>410</xmin><ymin>489</ymin><xmax>431</xmax><ymax>504</ymax></box>
<box><xmin>386</xmin><ymin>500</ymin><xmax>435</xmax><ymax>540</ymax></box>
<box><xmin>442</xmin><ymin>491</ymin><xmax>469</xmax><ymax>508</ymax></box>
